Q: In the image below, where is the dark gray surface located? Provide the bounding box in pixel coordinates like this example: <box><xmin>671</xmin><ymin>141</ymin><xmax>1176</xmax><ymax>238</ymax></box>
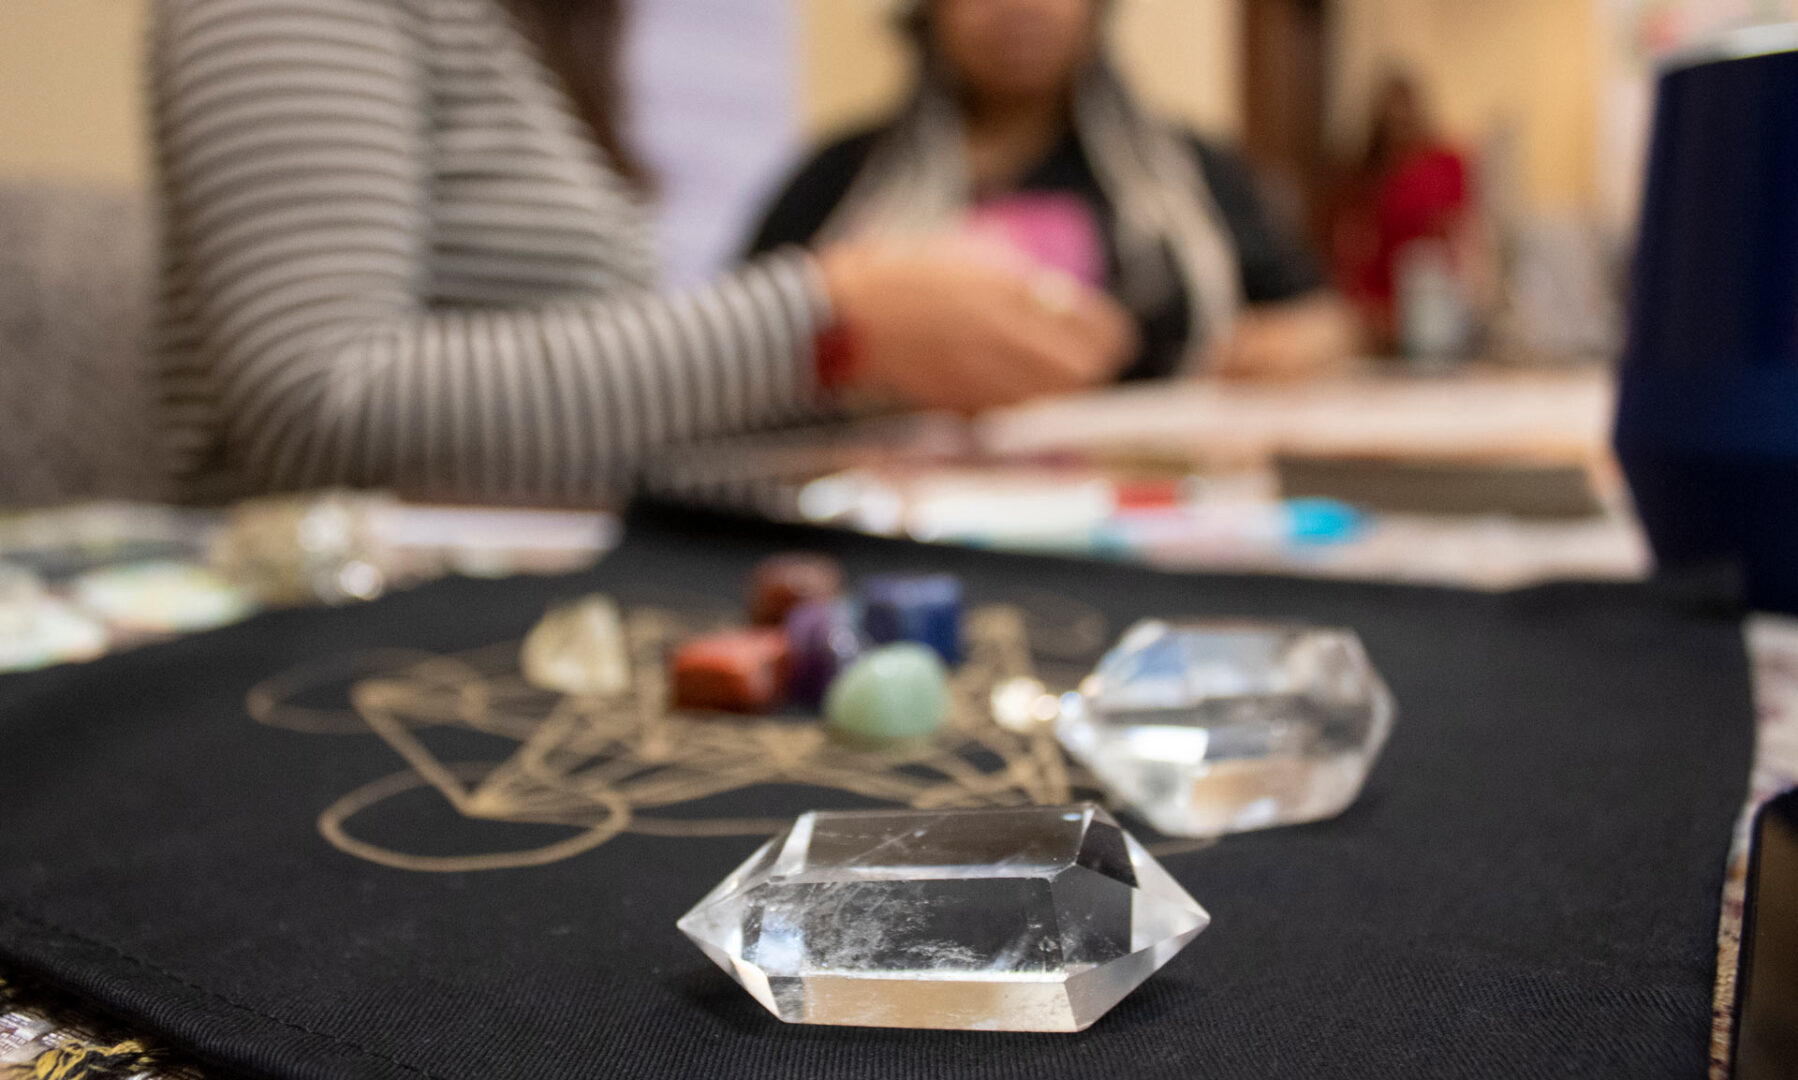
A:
<box><xmin>0</xmin><ymin>506</ymin><xmax>1755</xmax><ymax>1079</ymax></box>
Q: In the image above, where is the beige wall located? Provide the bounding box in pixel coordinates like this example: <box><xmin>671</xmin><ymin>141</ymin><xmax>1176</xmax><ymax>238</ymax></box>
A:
<box><xmin>798</xmin><ymin>0</ymin><xmax>1607</xmax><ymax>211</ymax></box>
<box><xmin>1112</xmin><ymin>0</ymin><xmax>1241</xmax><ymax>138</ymax></box>
<box><xmin>798</xmin><ymin>0</ymin><xmax>1243</xmax><ymax>140</ymax></box>
<box><xmin>0</xmin><ymin>0</ymin><xmax>149</xmax><ymax>185</ymax></box>
<box><xmin>1331</xmin><ymin>0</ymin><xmax>1602</xmax><ymax>212</ymax></box>
<box><xmin>1</xmin><ymin>0</ymin><xmax>1606</xmax><ymax>214</ymax></box>
<box><xmin>0</xmin><ymin>0</ymin><xmax>1242</xmax><ymax>189</ymax></box>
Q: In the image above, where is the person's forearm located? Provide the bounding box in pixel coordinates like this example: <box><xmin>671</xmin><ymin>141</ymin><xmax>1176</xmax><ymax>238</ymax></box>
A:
<box><xmin>219</xmin><ymin>253</ymin><xmax>829</xmax><ymax>499</ymax></box>
<box><xmin>1213</xmin><ymin>292</ymin><xmax>1358</xmax><ymax>381</ymax></box>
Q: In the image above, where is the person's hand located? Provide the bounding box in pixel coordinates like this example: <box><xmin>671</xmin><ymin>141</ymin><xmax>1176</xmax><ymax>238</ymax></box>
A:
<box><xmin>1212</xmin><ymin>294</ymin><xmax>1357</xmax><ymax>382</ymax></box>
<box><xmin>816</xmin><ymin>236</ymin><xmax>1135</xmax><ymax>414</ymax></box>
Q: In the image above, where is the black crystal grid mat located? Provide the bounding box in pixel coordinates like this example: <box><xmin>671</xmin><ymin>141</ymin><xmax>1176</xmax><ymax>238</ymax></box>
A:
<box><xmin>0</xmin><ymin>506</ymin><xmax>1754</xmax><ymax>1079</ymax></box>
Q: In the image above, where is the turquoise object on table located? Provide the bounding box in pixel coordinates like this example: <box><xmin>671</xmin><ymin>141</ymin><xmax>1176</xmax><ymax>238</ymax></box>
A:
<box><xmin>825</xmin><ymin>644</ymin><xmax>951</xmax><ymax>742</ymax></box>
<box><xmin>860</xmin><ymin>574</ymin><xmax>963</xmax><ymax>663</ymax></box>
<box><xmin>1285</xmin><ymin>499</ymin><xmax>1365</xmax><ymax>545</ymax></box>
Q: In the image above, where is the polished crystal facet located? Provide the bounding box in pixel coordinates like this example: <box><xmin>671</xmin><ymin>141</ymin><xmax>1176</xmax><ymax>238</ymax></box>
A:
<box><xmin>1058</xmin><ymin>621</ymin><xmax>1395</xmax><ymax>839</ymax></box>
<box><xmin>677</xmin><ymin>804</ymin><xmax>1209</xmax><ymax>1032</ymax></box>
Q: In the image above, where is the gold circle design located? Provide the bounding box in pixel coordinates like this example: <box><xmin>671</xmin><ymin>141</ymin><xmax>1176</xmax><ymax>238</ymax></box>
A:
<box><xmin>318</xmin><ymin>762</ymin><xmax>632</xmax><ymax>873</ymax></box>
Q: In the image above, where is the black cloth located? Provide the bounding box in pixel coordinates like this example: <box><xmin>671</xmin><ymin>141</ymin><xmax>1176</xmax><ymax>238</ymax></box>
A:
<box><xmin>746</xmin><ymin>127</ymin><xmax>1326</xmax><ymax>381</ymax></box>
<box><xmin>0</xmin><ymin>505</ymin><xmax>1754</xmax><ymax>1079</ymax></box>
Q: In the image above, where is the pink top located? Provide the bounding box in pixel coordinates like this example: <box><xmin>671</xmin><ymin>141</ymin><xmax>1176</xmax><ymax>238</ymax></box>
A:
<box><xmin>963</xmin><ymin>193</ymin><xmax>1107</xmax><ymax>289</ymax></box>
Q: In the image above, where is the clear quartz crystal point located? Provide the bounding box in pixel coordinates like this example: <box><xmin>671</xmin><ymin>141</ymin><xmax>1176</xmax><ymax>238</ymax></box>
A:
<box><xmin>1058</xmin><ymin>620</ymin><xmax>1396</xmax><ymax>839</ymax></box>
<box><xmin>676</xmin><ymin>804</ymin><xmax>1209</xmax><ymax>1032</ymax></box>
<box><xmin>520</xmin><ymin>595</ymin><xmax>629</xmax><ymax>697</ymax></box>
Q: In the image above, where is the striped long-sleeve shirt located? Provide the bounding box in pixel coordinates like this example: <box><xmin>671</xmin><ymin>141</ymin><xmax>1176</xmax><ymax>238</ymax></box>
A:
<box><xmin>149</xmin><ymin>0</ymin><xmax>829</xmax><ymax>502</ymax></box>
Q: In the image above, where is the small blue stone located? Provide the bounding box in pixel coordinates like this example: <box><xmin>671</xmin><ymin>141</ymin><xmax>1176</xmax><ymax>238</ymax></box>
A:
<box><xmin>860</xmin><ymin>574</ymin><xmax>963</xmax><ymax>664</ymax></box>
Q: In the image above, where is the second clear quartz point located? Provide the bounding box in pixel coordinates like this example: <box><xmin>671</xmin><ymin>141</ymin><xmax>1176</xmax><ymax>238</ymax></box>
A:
<box><xmin>1057</xmin><ymin>620</ymin><xmax>1396</xmax><ymax>838</ymax></box>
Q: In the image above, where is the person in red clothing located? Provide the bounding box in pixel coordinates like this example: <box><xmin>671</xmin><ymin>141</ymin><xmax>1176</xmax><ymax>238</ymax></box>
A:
<box><xmin>1331</xmin><ymin>74</ymin><xmax>1477</xmax><ymax>352</ymax></box>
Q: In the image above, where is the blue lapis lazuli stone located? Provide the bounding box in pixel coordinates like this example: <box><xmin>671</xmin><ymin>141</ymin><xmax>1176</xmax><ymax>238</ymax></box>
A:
<box><xmin>859</xmin><ymin>574</ymin><xmax>963</xmax><ymax>664</ymax></box>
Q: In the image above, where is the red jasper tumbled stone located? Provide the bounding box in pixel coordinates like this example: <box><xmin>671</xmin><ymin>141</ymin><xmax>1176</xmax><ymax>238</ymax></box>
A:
<box><xmin>671</xmin><ymin>628</ymin><xmax>791</xmax><ymax>714</ymax></box>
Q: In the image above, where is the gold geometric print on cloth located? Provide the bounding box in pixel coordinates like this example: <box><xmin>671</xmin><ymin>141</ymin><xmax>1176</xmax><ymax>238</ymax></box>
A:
<box><xmin>248</xmin><ymin>602</ymin><xmax>1129</xmax><ymax>873</ymax></box>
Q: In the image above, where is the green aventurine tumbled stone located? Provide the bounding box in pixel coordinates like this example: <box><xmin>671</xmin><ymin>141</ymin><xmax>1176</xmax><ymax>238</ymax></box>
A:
<box><xmin>825</xmin><ymin>644</ymin><xmax>951</xmax><ymax>743</ymax></box>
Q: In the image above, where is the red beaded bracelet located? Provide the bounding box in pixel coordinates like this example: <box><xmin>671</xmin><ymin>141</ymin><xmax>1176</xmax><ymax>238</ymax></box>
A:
<box><xmin>814</xmin><ymin>321</ymin><xmax>859</xmax><ymax>393</ymax></box>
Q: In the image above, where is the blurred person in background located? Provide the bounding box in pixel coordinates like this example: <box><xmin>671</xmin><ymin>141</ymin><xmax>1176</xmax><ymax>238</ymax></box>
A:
<box><xmin>148</xmin><ymin>0</ymin><xmax>1133</xmax><ymax>504</ymax></box>
<box><xmin>748</xmin><ymin>0</ymin><xmax>1354</xmax><ymax>384</ymax></box>
<box><xmin>1330</xmin><ymin>73</ymin><xmax>1484</xmax><ymax>354</ymax></box>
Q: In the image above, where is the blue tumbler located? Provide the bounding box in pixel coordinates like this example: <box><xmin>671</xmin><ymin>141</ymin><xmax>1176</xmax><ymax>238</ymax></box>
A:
<box><xmin>1615</xmin><ymin>26</ymin><xmax>1798</xmax><ymax>614</ymax></box>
